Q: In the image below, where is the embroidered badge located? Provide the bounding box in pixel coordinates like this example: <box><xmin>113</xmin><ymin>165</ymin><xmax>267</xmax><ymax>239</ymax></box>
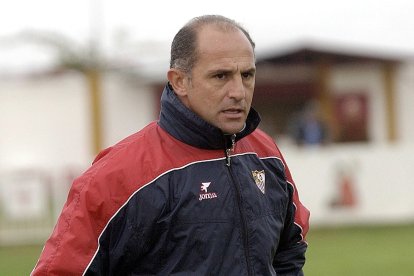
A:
<box><xmin>252</xmin><ymin>170</ymin><xmax>266</xmax><ymax>194</ymax></box>
<box><xmin>199</xmin><ymin>182</ymin><xmax>218</xmax><ymax>201</ymax></box>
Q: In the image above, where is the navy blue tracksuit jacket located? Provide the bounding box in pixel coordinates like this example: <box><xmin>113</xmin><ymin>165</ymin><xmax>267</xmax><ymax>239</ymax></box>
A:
<box><xmin>33</xmin><ymin>84</ymin><xmax>310</xmax><ymax>275</ymax></box>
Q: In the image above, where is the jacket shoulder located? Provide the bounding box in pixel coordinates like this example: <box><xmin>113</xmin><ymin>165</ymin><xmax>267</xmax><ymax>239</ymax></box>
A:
<box><xmin>241</xmin><ymin>128</ymin><xmax>283</xmax><ymax>158</ymax></box>
<box><xmin>92</xmin><ymin>121</ymin><xmax>158</xmax><ymax>165</ymax></box>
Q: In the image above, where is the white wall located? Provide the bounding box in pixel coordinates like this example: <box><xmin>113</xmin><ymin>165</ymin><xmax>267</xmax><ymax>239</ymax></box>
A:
<box><xmin>102</xmin><ymin>74</ymin><xmax>157</xmax><ymax>148</ymax></box>
<box><xmin>0</xmin><ymin>72</ymin><xmax>157</xmax><ymax>171</ymax></box>
<box><xmin>396</xmin><ymin>63</ymin><xmax>414</xmax><ymax>143</ymax></box>
<box><xmin>283</xmin><ymin>143</ymin><xmax>414</xmax><ymax>227</ymax></box>
<box><xmin>0</xmin><ymin>72</ymin><xmax>90</xmax><ymax>169</ymax></box>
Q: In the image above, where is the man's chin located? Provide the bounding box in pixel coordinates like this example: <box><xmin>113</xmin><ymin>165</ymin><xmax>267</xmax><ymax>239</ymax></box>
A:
<box><xmin>220</xmin><ymin>123</ymin><xmax>246</xmax><ymax>135</ymax></box>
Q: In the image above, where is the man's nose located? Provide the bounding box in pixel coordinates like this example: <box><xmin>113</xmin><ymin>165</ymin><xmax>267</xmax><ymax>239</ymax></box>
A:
<box><xmin>227</xmin><ymin>75</ymin><xmax>246</xmax><ymax>100</ymax></box>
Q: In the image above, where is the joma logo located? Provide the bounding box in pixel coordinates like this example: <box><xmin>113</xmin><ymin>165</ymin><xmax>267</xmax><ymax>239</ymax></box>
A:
<box><xmin>199</xmin><ymin>182</ymin><xmax>218</xmax><ymax>201</ymax></box>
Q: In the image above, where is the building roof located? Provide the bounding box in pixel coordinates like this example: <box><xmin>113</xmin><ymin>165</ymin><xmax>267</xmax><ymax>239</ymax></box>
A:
<box><xmin>256</xmin><ymin>41</ymin><xmax>414</xmax><ymax>65</ymax></box>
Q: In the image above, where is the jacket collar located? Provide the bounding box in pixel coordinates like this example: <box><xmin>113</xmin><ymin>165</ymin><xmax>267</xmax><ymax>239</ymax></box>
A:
<box><xmin>158</xmin><ymin>84</ymin><xmax>261</xmax><ymax>150</ymax></box>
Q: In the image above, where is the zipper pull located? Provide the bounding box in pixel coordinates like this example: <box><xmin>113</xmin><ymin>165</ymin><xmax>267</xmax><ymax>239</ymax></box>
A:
<box><xmin>225</xmin><ymin>134</ymin><xmax>236</xmax><ymax>167</ymax></box>
<box><xmin>226</xmin><ymin>148</ymin><xmax>231</xmax><ymax>167</ymax></box>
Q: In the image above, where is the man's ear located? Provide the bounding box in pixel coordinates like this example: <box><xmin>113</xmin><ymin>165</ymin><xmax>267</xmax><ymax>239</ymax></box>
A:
<box><xmin>167</xmin><ymin>68</ymin><xmax>188</xmax><ymax>97</ymax></box>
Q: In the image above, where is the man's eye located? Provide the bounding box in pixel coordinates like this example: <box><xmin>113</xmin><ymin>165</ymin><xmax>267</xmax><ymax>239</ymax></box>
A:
<box><xmin>214</xmin><ymin>73</ymin><xmax>226</xmax><ymax>80</ymax></box>
<box><xmin>242</xmin><ymin>72</ymin><xmax>254</xmax><ymax>79</ymax></box>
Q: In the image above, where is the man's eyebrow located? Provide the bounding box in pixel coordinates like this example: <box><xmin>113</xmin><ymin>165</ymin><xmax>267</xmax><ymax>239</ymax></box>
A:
<box><xmin>207</xmin><ymin>65</ymin><xmax>256</xmax><ymax>75</ymax></box>
<box><xmin>242</xmin><ymin>67</ymin><xmax>256</xmax><ymax>74</ymax></box>
<box><xmin>207</xmin><ymin>68</ymin><xmax>235</xmax><ymax>75</ymax></box>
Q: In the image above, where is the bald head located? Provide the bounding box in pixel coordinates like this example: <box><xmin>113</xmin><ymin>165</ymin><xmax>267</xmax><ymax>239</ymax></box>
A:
<box><xmin>170</xmin><ymin>15</ymin><xmax>255</xmax><ymax>74</ymax></box>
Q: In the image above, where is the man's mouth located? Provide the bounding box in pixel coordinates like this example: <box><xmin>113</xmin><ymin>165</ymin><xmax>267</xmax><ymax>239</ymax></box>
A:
<box><xmin>222</xmin><ymin>108</ymin><xmax>244</xmax><ymax>118</ymax></box>
<box><xmin>224</xmin><ymin>109</ymin><xmax>242</xmax><ymax>113</ymax></box>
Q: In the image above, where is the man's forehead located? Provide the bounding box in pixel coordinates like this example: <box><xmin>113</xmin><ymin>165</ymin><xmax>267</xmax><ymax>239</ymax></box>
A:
<box><xmin>196</xmin><ymin>25</ymin><xmax>253</xmax><ymax>51</ymax></box>
<box><xmin>204</xmin><ymin>57</ymin><xmax>255</xmax><ymax>70</ymax></box>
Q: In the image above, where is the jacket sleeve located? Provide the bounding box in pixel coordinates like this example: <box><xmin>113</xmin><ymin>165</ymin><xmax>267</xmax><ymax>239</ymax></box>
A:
<box><xmin>273</xmin><ymin>157</ymin><xmax>310</xmax><ymax>275</ymax></box>
<box><xmin>31</xmin><ymin>147</ymin><xmax>161</xmax><ymax>275</ymax></box>
<box><xmin>31</xmin><ymin>167</ymin><xmax>109</xmax><ymax>275</ymax></box>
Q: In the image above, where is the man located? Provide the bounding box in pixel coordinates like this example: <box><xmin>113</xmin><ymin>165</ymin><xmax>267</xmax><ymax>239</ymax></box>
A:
<box><xmin>32</xmin><ymin>15</ymin><xmax>310</xmax><ymax>275</ymax></box>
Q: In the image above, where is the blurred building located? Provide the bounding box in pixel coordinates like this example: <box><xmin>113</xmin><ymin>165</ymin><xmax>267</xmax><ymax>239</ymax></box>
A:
<box><xmin>0</xmin><ymin>70</ymin><xmax>157</xmax><ymax>169</ymax></box>
<box><xmin>254</xmin><ymin>43</ymin><xmax>414</xmax><ymax>147</ymax></box>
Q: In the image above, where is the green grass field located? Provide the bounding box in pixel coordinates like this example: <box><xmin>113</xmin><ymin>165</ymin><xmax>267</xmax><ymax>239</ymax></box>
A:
<box><xmin>304</xmin><ymin>224</ymin><xmax>414</xmax><ymax>276</ymax></box>
<box><xmin>1</xmin><ymin>224</ymin><xmax>413</xmax><ymax>275</ymax></box>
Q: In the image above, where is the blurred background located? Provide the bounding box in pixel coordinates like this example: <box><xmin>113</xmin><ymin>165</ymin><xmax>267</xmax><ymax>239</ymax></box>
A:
<box><xmin>1</xmin><ymin>0</ymin><xmax>414</xmax><ymax>275</ymax></box>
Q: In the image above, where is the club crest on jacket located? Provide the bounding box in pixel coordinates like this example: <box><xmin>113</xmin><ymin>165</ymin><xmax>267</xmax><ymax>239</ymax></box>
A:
<box><xmin>252</xmin><ymin>170</ymin><xmax>266</xmax><ymax>194</ymax></box>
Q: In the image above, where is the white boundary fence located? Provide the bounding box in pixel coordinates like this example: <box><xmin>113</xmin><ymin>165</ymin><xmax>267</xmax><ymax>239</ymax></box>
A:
<box><xmin>0</xmin><ymin>167</ymin><xmax>81</xmax><ymax>246</ymax></box>
<box><xmin>284</xmin><ymin>143</ymin><xmax>414</xmax><ymax>227</ymax></box>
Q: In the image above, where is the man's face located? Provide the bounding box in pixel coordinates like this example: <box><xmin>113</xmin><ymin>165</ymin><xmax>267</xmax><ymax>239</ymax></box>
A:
<box><xmin>179</xmin><ymin>25</ymin><xmax>256</xmax><ymax>134</ymax></box>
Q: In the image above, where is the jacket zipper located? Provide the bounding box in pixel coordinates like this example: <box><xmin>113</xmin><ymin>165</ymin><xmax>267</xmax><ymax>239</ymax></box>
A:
<box><xmin>224</xmin><ymin>134</ymin><xmax>252</xmax><ymax>275</ymax></box>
